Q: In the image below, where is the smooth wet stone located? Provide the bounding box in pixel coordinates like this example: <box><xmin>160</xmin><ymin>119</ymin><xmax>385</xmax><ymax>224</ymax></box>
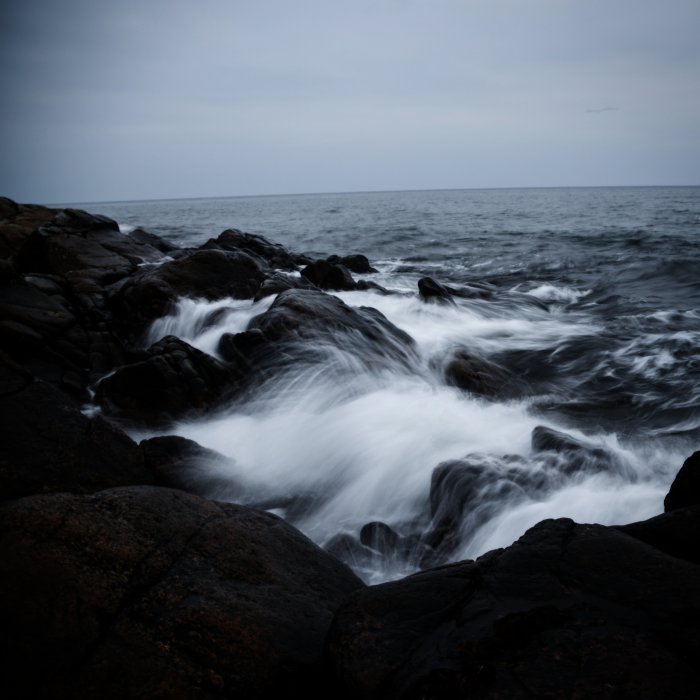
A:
<box><xmin>97</xmin><ymin>335</ymin><xmax>241</xmax><ymax>426</ymax></box>
<box><xmin>0</xmin><ymin>486</ymin><xmax>364</xmax><ymax>699</ymax></box>
<box><xmin>327</xmin><ymin>517</ymin><xmax>700</xmax><ymax>700</ymax></box>
<box><xmin>301</xmin><ymin>259</ymin><xmax>357</xmax><ymax>291</ymax></box>
<box><xmin>0</xmin><ymin>355</ymin><xmax>153</xmax><ymax>500</ymax></box>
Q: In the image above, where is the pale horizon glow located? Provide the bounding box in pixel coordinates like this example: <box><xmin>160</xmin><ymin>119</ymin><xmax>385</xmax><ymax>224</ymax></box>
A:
<box><xmin>2</xmin><ymin>0</ymin><xmax>699</xmax><ymax>203</ymax></box>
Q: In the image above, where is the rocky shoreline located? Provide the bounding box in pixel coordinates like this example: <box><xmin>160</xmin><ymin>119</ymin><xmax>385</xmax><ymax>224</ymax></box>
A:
<box><xmin>1</xmin><ymin>197</ymin><xmax>699</xmax><ymax>698</ymax></box>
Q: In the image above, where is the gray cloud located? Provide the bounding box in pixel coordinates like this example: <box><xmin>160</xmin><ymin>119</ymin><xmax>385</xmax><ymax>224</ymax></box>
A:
<box><xmin>2</xmin><ymin>0</ymin><xmax>699</xmax><ymax>202</ymax></box>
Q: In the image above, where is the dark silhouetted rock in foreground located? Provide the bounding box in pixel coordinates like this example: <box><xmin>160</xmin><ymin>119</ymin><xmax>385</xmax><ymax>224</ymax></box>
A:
<box><xmin>0</xmin><ymin>197</ymin><xmax>58</xmax><ymax>258</ymax></box>
<box><xmin>327</xmin><ymin>517</ymin><xmax>700</xmax><ymax>700</ymax></box>
<box><xmin>97</xmin><ymin>335</ymin><xmax>239</xmax><ymax>426</ymax></box>
<box><xmin>664</xmin><ymin>451</ymin><xmax>700</xmax><ymax>511</ymax></box>
<box><xmin>0</xmin><ymin>486</ymin><xmax>364</xmax><ymax>700</ymax></box>
<box><xmin>16</xmin><ymin>208</ymin><xmax>162</xmax><ymax>284</ymax></box>
<box><xmin>618</xmin><ymin>505</ymin><xmax>700</xmax><ymax>565</ymax></box>
<box><xmin>0</xmin><ymin>354</ymin><xmax>152</xmax><ymax>500</ymax></box>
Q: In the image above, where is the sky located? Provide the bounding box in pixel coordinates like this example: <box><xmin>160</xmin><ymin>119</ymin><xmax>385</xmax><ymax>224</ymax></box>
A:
<box><xmin>1</xmin><ymin>0</ymin><xmax>699</xmax><ymax>203</ymax></box>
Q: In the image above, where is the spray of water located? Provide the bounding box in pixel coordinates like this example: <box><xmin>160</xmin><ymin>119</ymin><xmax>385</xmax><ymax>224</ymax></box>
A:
<box><xmin>141</xmin><ymin>287</ymin><xmax>684</xmax><ymax>583</ymax></box>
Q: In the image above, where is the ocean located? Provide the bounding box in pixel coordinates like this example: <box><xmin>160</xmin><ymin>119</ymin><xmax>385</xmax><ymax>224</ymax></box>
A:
<box><xmin>69</xmin><ymin>187</ymin><xmax>700</xmax><ymax>582</ymax></box>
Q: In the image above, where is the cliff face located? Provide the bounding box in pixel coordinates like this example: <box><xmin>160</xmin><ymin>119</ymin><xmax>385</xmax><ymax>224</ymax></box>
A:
<box><xmin>1</xmin><ymin>197</ymin><xmax>699</xmax><ymax>699</ymax></box>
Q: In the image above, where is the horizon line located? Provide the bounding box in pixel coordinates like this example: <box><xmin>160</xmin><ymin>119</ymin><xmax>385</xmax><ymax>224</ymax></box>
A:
<box><xmin>47</xmin><ymin>182</ymin><xmax>700</xmax><ymax>208</ymax></box>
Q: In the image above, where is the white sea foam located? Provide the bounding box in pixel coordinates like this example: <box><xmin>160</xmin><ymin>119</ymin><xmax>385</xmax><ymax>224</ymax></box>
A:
<box><xmin>147</xmin><ymin>296</ymin><xmax>274</xmax><ymax>355</ymax></box>
<box><xmin>140</xmin><ymin>287</ymin><xmax>686</xmax><ymax>583</ymax></box>
<box><xmin>526</xmin><ymin>283</ymin><xmax>591</xmax><ymax>304</ymax></box>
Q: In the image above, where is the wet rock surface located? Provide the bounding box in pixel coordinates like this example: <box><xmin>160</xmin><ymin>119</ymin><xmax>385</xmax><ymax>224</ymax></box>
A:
<box><xmin>0</xmin><ymin>487</ymin><xmax>363</xmax><ymax>700</ymax></box>
<box><xmin>97</xmin><ymin>335</ymin><xmax>241</xmax><ymax>426</ymax></box>
<box><xmin>111</xmin><ymin>249</ymin><xmax>266</xmax><ymax>338</ymax></box>
<box><xmin>0</xmin><ymin>354</ymin><xmax>153</xmax><ymax>501</ymax></box>
<box><xmin>1</xmin><ymin>197</ymin><xmax>699</xmax><ymax>698</ymax></box>
<box><xmin>327</xmin><ymin>517</ymin><xmax>700</xmax><ymax>700</ymax></box>
<box><xmin>244</xmin><ymin>288</ymin><xmax>417</xmax><ymax>371</ymax></box>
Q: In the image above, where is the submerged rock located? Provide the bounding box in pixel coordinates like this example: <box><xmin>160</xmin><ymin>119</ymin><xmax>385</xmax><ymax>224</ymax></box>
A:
<box><xmin>327</xmin><ymin>517</ymin><xmax>700</xmax><ymax>699</ymax></box>
<box><xmin>0</xmin><ymin>486</ymin><xmax>363</xmax><ymax>699</ymax></box>
<box><xmin>531</xmin><ymin>425</ymin><xmax>618</xmax><ymax>474</ymax></box>
<box><xmin>444</xmin><ymin>350</ymin><xmax>514</xmax><ymax>397</ymax></box>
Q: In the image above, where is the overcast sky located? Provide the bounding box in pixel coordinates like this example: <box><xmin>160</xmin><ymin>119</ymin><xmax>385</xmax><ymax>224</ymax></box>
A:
<box><xmin>2</xmin><ymin>0</ymin><xmax>699</xmax><ymax>203</ymax></box>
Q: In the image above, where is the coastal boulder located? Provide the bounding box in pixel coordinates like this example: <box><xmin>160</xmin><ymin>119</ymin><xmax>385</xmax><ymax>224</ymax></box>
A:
<box><xmin>0</xmin><ymin>197</ymin><xmax>58</xmax><ymax>259</ymax></box>
<box><xmin>327</xmin><ymin>517</ymin><xmax>700</xmax><ymax>699</ymax></box>
<box><xmin>326</xmin><ymin>253</ymin><xmax>377</xmax><ymax>274</ymax></box>
<box><xmin>0</xmin><ymin>354</ymin><xmax>153</xmax><ymax>500</ymax></box>
<box><xmin>111</xmin><ymin>249</ymin><xmax>266</xmax><ymax>337</ymax></box>
<box><xmin>301</xmin><ymin>259</ymin><xmax>357</xmax><ymax>291</ymax></box>
<box><xmin>141</xmin><ymin>435</ymin><xmax>242</xmax><ymax>500</ymax></box>
<box><xmin>97</xmin><ymin>335</ymin><xmax>241</xmax><ymax>426</ymax></box>
<box><xmin>203</xmin><ymin>228</ymin><xmax>306</xmax><ymax>270</ymax></box>
<box><xmin>664</xmin><ymin>451</ymin><xmax>700</xmax><ymax>511</ymax></box>
<box><xmin>243</xmin><ymin>288</ymin><xmax>417</xmax><ymax>372</ymax></box>
<box><xmin>15</xmin><ymin>208</ymin><xmax>162</xmax><ymax>284</ymax></box>
<box><xmin>0</xmin><ymin>486</ymin><xmax>364</xmax><ymax>700</ymax></box>
<box><xmin>418</xmin><ymin>276</ymin><xmax>455</xmax><ymax>303</ymax></box>
<box><xmin>444</xmin><ymin>350</ymin><xmax>514</xmax><ymax>397</ymax></box>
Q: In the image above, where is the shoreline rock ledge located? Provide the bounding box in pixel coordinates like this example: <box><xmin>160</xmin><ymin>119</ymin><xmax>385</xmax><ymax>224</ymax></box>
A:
<box><xmin>1</xmin><ymin>198</ymin><xmax>700</xmax><ymax>698</ymax></box>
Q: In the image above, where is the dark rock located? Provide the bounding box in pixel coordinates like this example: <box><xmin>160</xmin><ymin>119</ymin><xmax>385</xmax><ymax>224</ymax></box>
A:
<box><xmin>141</xmin><ymin>435</ymin><xmax>242</xmax><ymax>500</ymax></box>
<box><xmin>301</xmin><ymin>259</ymin><xmax>357</xmax><ymax>291</ymax></box>
<box><xmin>0</xmin><ymin>486</ymin><xmax>364</xmax><ymax>699</ymax></box>
<box><xmin>359</xmin><ymin>521</ymin><xmax>401</xmax><ymax>555</ymax></box>
<box><xmin>327</xmin><ymin>518</ymin><xmax>700</xmax><ymax>699</ymax></box>
<box><xmin>0</xmin><ymin>274</ymin><xmax>129</xmax><ymax>395</ymax></box>
<box><xmin>418</xmin><ymin>276</ymin><xmax>455</xmax><ymax>303</ymax></box>
<box><xmin>325</xmin><ymin>533</ymin><xmax>378</xmax><ymax>571</ymax></box>
<box><xmin>423</xmin><ymin>454</ymin><xmax>547</xmax><ymax>565</ymax></box>
<box><xmin>0</xmin><ymin>354</ymin><xmax>153</xmax><ymax>500</ymax></box>
<box><xmin>0</xmin><ymin>198</ymin><xmax>58</xmax><ymax>259</ymax></box>
<box><xmin>128</xmin><ymin>226</ymin><xmax>180</xmax><ymax>253</ymax></box>
<box><xmin>327</xmin><ymin>253</ymin><xmax>377</xmax><ymax>274</ymax></box>
<box><xmin>531</xmin><ymin>425</ymin><xmax>617</xmax><ymax>474</ymax></box>
<box><xmin>111</xmin><ymin>249</ymin><xmax>266</xmax><ymax>338</ymax></box>
<box><xmin>253</xmin><ymin>271</ymin><xmax>317</xmax><ymax>301</ymax></box>
<box><xmin>444</xmin><ymin>350</ymin><xmax>514</xmax><ymax>396</ymax></box>
<box><xmin>244</xmin><ymin>288</ymin><xmax>416</xmax><ymax>374</ymax></box>
<box><xmin>16</xmin><ymin>208</ymin><xmax>163</xmax><ymax>284</ymax></box>
<box><xmin>97</xmin><ymin>335</ymin><xmax>240</xmax><ymax>426</ymax></box>
<box><xmin>203</xmin><ymin>228</ymin><xmax>303</xmax><ymax>270</ymax></box>
<box><xmin>664</xmin><ymin>451</ymin><xmax>700</xmax><ymax>511</ymax></box>
<box><xmin>618</xmin><ymin>506</ymin><xmax>700</xmax><ymax>565</ymax></box>
<box><xmin>355</xmin><ymin>279</ymin><xmax>391</xmax><ymax>294</ymax></box>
